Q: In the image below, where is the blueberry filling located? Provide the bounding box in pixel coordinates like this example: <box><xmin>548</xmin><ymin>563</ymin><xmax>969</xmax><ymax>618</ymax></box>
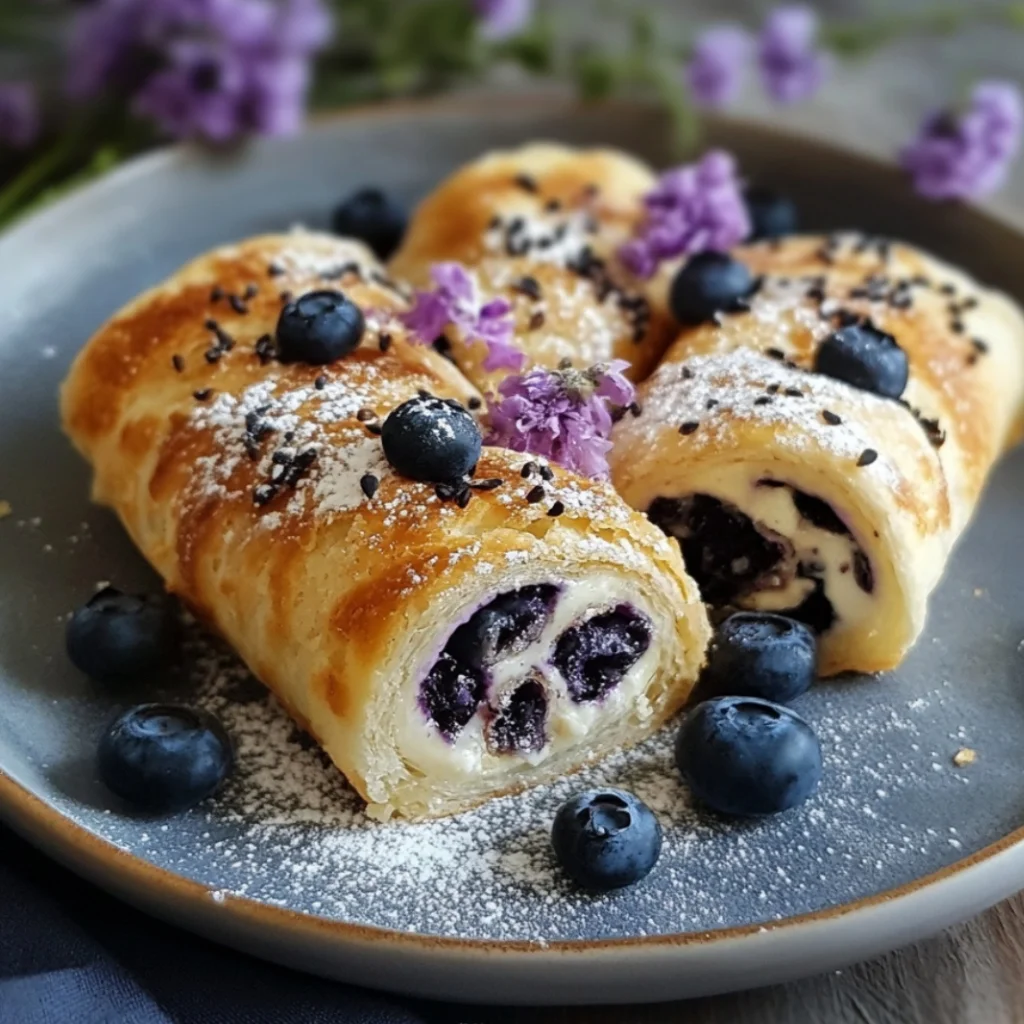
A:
<box><xmin>447</xmin><ymin>585</ymin><xmax>558</xmax><ymax>670</ymax></box>
<box><xmin>553</xmin><ymin>606</ymin><xmax>652</xmax><ymax>703</ymax></box>
<box><xmin>420</xmin><ymin>652</ymin><xmax>486</xmax><ymax>742</ymax></box>
<box><xmin>791</xmin><ymin>490</ymin><xmax>850</xmax><ymax>536</ymax></box>
<box><xmin>488</xmin><ymin>679</ymin><xmax>548</xmax><ymax>753</ymax></box>
<box><xmin>647</xmin><ymin>495</ymin><xmax>789</xmax><ymax>606</ymax></box>
<box><xmin>786</xmin><ymin>577</ymin><xmax>837</xmax><ymax>634</ymax></box>
<box><xmin>420</xmin><ymin>585</ymin><xmax>558</xmax><ymax>742</ymax></box>
<box><xmin>853</xmin><ymin>549</ymin><xmax>874</xmax><ymax>594</ymax></box>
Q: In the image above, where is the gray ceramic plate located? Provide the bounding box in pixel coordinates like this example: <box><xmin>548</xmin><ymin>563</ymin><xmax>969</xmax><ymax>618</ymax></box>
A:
<box><xmin>2</xmin><ymin>96</ymin><xmax>1024</xmax><ymax>1006</ymax></box>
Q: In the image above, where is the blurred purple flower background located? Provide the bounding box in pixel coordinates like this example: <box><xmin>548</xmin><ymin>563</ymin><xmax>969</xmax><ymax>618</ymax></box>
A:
<box><xmin>685</xmin><ymin>25</ymin><xmax>752</xmax><ymax>110</ymax></box>
<box><xmin>758</xmin><ymin>5</ymin><xmax>829</xmax><ymax>105</ymax></box>
<box><xmin>68</xmin><ymin>0</ymin><xmax>332</xmax><ymax>142</ymax></box>
<box><xmin>474</xmin><ymin>0</ymin><xmax>534</xmax><ymax>42</ymax></box>
<box><xmin>0</xmin><ymin>83</ymin><xmax>39</xmax><ymax>149</ymax></box>
<box><xmin>901</xmin><ymin>81</ymin><xmax>1024</xmax><ymax>201</ymax></box>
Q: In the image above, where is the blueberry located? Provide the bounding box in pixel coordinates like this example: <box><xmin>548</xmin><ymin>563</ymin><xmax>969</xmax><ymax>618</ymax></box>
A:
<box><xmin>66</xmin><ymin>587</ymin><xmax>178</xmax><ymax>680</ymax></box>
<box><xmin>331</xmin><ymin>188</ymin><xmax>407</xmax><ymax>261</ymax></box>
<box><xmin>700</xmin><ymin>612</ymin><xmax>817</xmax><ymax>704</ymax></box>
<box><xmin>676</xmin><ymin>696</ymin><xmax>822</xmax><ymax>817</ymax></box>
<box><xmin>669</xmin><ymin>251</ymin><xmax>758</xmax><ymax>325</ymax></box>
<box><xmin>381</xmin><ymin>394</ymin><xmax>482</xmax><ymax>483</ymax></box>
<box><xmin>447</xmin><ymin>585</ymin><xmax>558</xmax><ymax>669</ymax></box>
<box><xmin>745</xmin><ymin>188</ymin><xmax>799</xmax><ymax>241</ymax></box>
<box><xmin>98</xmin><ymin>703</ymin><xmax>233</xmax><ymax>813</ymax></box>
<box><xmin>552</xmin><ymin>607</ymin><xmax>651</xmax><ymax>703</ymax></box>
<box><xmin>551</xmin><ymin>788</ymin><xmax>662</xmax><ymax>890</ymax></box>
<box><xmin>814</xmin><ymin>320</ymin><xmax>908</xmax><ymax>399</ymax></box>
<box><xmin>276</xmin><ymin>290</ymin><xmax>365</xmax><ymax>365</ymax></box>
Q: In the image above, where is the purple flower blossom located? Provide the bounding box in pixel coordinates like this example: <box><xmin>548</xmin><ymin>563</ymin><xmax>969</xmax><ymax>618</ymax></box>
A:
<box><xmin>758</xmin><ymin>6</ymin><xmax>828</xmax><ymax>105</ymax></box>
<box><xmin>619</xmin><ymin>150</ymin><xmax>750</xmax><ymax>279</ymax></box>
<box><xmin>473</xmin><ymin>0</ymin><xmax>533</xmax><ymax>41</ymax></box>
<box><xmin>685</xmin><ymin>25</ymin><xmax>752</xmax><ymax>110</ymax></box>
<box><xmin>402</xmin><ymin>262</ymin><xmax>524</xmax><ymax>372</ymax></box>
<box><xmin>0</xmin><ymin>83</ymin><xmax>39</xmax><ymax>149</ymax></box>
<box><xmin>67</xmin><ymin>0</ymin><xmax>331</xmax><ymax>142</ymax></box>
<box><xmin>486</xmin><ymin>360</ymin><xmax>635</xmax><ymax>478</ymax></box>
<box><xmin>900</xmin><ymin>81</ymin><xmax>1023</xmax><ymax>201</ymax></box>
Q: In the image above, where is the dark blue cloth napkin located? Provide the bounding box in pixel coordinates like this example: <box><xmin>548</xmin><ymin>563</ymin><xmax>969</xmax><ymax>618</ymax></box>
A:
<box><xmin>0</xmin><ymin>824</ymin><xmax>457</xmax><ymax>1024</ymax></box>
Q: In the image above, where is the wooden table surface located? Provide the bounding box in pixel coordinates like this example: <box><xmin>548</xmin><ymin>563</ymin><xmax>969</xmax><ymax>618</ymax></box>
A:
<box><xmin>448</xmin><ymin>4</ymin><xmax>1024</xmax><ymax>1022</ymax></box>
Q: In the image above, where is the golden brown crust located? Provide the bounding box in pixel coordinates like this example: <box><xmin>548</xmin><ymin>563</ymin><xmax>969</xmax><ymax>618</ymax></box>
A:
<box><xmin>390</xmin><ymin>143</ymin><xmax>675</xmax><ymax>393</ymax></box>
<box><xmin>62</xmin><ymin>231</ymin><xmax>710</xmax><ymax>819</ymax></box>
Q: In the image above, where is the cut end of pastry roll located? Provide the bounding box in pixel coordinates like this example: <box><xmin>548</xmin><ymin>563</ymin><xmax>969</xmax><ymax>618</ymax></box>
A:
<box><xmin>615</xmin><ymin>233</ymin><xmax>1024</xmax><ymax>676</ymax></box>
<box><xmin>61</xmin><ymin>231</ymin><xmax>710</xmax><ymax>820</ymax></box>
<box><xmin>390</xmin><ymin>142</ymin><xmax>675</xmax><ymax>394</ymax></box>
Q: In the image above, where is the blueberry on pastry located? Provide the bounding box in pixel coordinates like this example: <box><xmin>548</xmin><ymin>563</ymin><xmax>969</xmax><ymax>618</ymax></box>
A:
<box><xmin>61</xmin><ymin>231</ymin><xmax>711</xmax><ymax>820</ymax></box>
<box><xmin>389</xmin><ymin>143</ymin><xmax>678</xmax><ymax>393</ymax></box>
<box><xmin>613</xmin><ymin>233</ymin><xmax>1024</xmax><ymax>675</ymax></box>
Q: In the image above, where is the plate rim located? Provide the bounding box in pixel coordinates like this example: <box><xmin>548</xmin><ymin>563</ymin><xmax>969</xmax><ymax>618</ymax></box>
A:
<box><xmin>3</xmin><ymin>91</ymin><xmax>1024</xmax><ymax>994</ymax></box>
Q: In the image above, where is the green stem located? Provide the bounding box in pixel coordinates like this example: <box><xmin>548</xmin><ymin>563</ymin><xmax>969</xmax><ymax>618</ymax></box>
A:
<box><xmin>0</xmin><ymin>132</ymin><xmax>79</xmax><ymax>225</ymax></box>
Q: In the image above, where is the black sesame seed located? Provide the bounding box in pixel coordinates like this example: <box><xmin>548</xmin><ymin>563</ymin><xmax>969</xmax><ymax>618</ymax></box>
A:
<box><xmin>967</xmin><ymin>351</ymin><xmax>980</xmax><ymax>366</ymax></box>
<box><xmin>706</xmin><ymin>399</ymin><xmax>718</xmax><ymax>409</ymax></box>
<box><xmin>857</xmin><ymin>448</ymin><xmax>878</xmax><ymax>467</ymax></box>
<box><xmin>682</xmin><ymin>367</ymin><xmax>694</xmax><ymax>380</ymax></box>
<box><xmin>526</xmin><ymin>485</ymin><xmax>546</xmax><ymax>503</ymax></box>
<box><xmin>243</xmin><ymin>284</ymin><xmax>259</xmax><ymax>300</ymax></box>
<box><xmin>279</xmin><ymin>290</ymin><xmax>293</xmax><ymax>304</ymax></box>
<box><xmin>470</xmin><ymin>478</ymin><xmax>503</xmax><ymax>491</ymax></box>
<box><xmin>950</xmin><ymin>319</ymin><xmax>965</xmax><ymax>335</ymax></box>
<box><xmin>360</xmin><ymin>474</ymin><xmax>379</xmax><ymax>499</ymax></box>
<box><xmin>547</xmin><ymin>501</ymin><xmax>565</xmax><ymax>517</ymax></box>
<box><xmin>940</xmin><ymin>283</ymin><xmax>956</xmax><ymax>296</ymax></box>
<box><xmin>782</xmin><ymin>387</ymin><xmax>801</xmax><ymax>398</ymax></box>
<box><xmin>268</xmin><ymin>263</ymin><xmax>285</xmax><ymax>277</ymax></box>
<box><xmin>456</xmin><ymin>487</ymin><xmax>472</xmax><ymax>509</ymax></box>
<box><xmin>822</xmin><ymin>409</ymin><xmax>842</xmax><ymax>425</ymax></box>
<box><xmin>314</xmin><ymin>374</ymin><xmax>327</xmax><ymax>390</ymax></box>
<box><xmin>379</xmin><ymin>332</ymin><xmax>392</xmax><ymax>352</ymax></box>
<box><xmin>972</xmin><ymin>338</ymin><xmax>989</xmax><ymax>354</ymax></box>
<box><xmin>204</xmin><ymin>348</ymin><xmax>222</xmax><ymax>364</ymax></box>
<box><xmin>754</xmin><ymin>396</ymin><xmax>773</xmax><ymax>406</ymax></box>
<box><xmin>435</xmin><ymin>482</ymin><xmax>457</xmax><ymax>501</ymax></box>
<box><xmin>365</xmin><ymin>423</ymin><xmax>382</xmax><ymax>436</ymax></box>
<box><xmin>539</xmin><ymin>465</ymin><xmax>554</xmax><ymax>481</ymax></box>
<box><xmin>210</xmin><ymin>286</ymin><xmax>224</xmax><ymax>303</ymax></box>
<box><xmin>521</xmin><ymin>462</ymin><xmax>536</xmax><ymax>478</ymax></box>
<box><xmin>229</xmin><ymin>295</ymin><xmax>248</xmax><ymax>315</ymax></box>
<box><xmin>514</xmin><ymin>275</ymin><xmax>542</xmax><ymax>301</ymax></box>
<box><xmin>514</xmin><ymin>172</ymin><xmax>538</xmax><ymax>193</ymax></box>
<box><xmin>193</xmin><ymin>388</ymin><xmax>212</xmax><ymax>401</ymax></box>
<box><xmin>172</xmin><ymin>354</ymin><xmax>185</xmax><ymax>372</ymax></box>
<box><xmin>254</xmin><ymin>334</ymin><xmax>275</xmax><ymax>364</ymax></box>
<box><xmin>628</xmin><ymin>401</ymin><xmax>642</xmax><ymax>417</ymax></box>
<box><xmin>767</xmin><ymin>383</ymin><xmax>780</xmax><ymax>395</ymax></box>
<box><xmin>529</xmin><ymin>311</ymin><xmax>546</xmax><ymax>331</ymax></box>
<box><xmin>253</xmin><ymin>484</ymin><xmax>277</xmax><ymax>506</ymax></box>
<box><xmin>679</xmin><ymin>421</ymin><xmax>700</xmax><ymax>435</ymax></box>
<box><xmin>766</xmin><ymin>347</ymin><xmax>786</xmax><ymax>360</ymax></box>
<box><xmin>467</xmin><ymin>396</ymin><xmax>482</xmax><ymax>411</ymax></box>
<box><xmin>545</xmin><ymin>198</ymin><xmax>562</xmax><ymax>212</ymax></box>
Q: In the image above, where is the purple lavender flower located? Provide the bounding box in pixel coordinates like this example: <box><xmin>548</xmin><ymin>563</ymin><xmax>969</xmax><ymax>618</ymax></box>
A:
<box><xmin>486</xmin><ymin>360</ymin><xmax>635</xmax><ymax>478</ymax></box>
<box><xmin>474</xmin><ymin>0</ymin><xmax>534</xmax><ymax>41</ymax></box>
<box><xmin>402</xmin><ymin>263</ymin><xmax>524</xmax><ymax>372</ymax></box>
<box><xmin>758</xmin><ymin>6</ymin><xmax>828</xmax><ymax>105</ymax></box>
<box><xmin>0</xmin><ymin>83</ymin><xmax>39</xmax><ymax>149</ymax></box>
<box><xmin>619</xmin><ymin>150</ymin><xmax>750</xmax><ymax>279</ymax></box>
<box><xmin>685</xmin><ymin>25</ymin><xmax>752</xmax><ymax>110</ymax></box>
<box><xmin>900</xmin><ymin>81</ymin><xmax>1024</xmax><ymax>201</ymax></box>
<box><xmin>68</xmin><ymin>0</ymin><xmax>332</xmax><ymax>142</ymax></box>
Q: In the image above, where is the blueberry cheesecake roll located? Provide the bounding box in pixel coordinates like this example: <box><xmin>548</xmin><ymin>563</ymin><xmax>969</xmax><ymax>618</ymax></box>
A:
<box><xmin>389</xmin><ymin>143</ymin><xmax>676</xmax><ymax>393</ymax></box>
<box><xmin>62</xmin><ymin>233</ymin><xmax>710</xmax><ymax>820</ymax></box>
<box><xmin>612</xmin><ymin>234</ymin><xmax>1024</xmax><ymax>675</ymax></box>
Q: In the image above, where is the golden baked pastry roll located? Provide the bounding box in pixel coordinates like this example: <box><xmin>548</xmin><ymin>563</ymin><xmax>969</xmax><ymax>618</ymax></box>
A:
<box><xmin>611</xmin><ymin>233</ymin><xmax>1024</xmax><ymax>675</ymax></box>
<box><xmin>389</xmin><ymin>142</ymin><xmax>676</xmax><ymax>393</ymax></box>
<box><xmin>61</xmin><ymin>232</ymin><xmax>710</xmax><ymax>820</ymax></box>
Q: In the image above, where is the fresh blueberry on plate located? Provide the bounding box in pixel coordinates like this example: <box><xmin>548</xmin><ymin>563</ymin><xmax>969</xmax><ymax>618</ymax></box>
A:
<box><xmin>98</xmin><ymin>703</ymin><xmax>233</xmax><ymax>813</ymax></box>
<box><xmin>331</xmin><ymin>187</ymin><xmax>407</xmax><ymax>261</ymax></box>
<box><xmin>676</xmin><ymin>696</ymin><xmax>823</xmax><ymax>817</ymax></box>
<box><xmin>700</xmin><ymin>612</ymin><xmax>817</xmax><ymax>704</ymax></box>
<box><xmin>66</xmin><ymin>587</ymin><xmax>178</xmax><ymax>680</ymax></box>
<box><xmin>381</xmin><ymin>394</ymin><xmax>482</xmax><ymax>483</ymax></box>
<box><xmin>276</xmin><ymin>289</ymin><xmax>365</xmax><ymax>365</ymax></box>
<box><xmin>669</xmin><ymin>252</ymin><xmax>758</xmax><ymax>325</ymax></box>
<box><xmin>551</xmin><ymin>788</ymin><xmax>662</xmax><ymax>890</ymax></box>
<box><xmin>814</xmin><ymin>320</ymin><xmax>909</xmax><ymax>399</ymax></box>
<box><xmin>745</xmin><ymin>187</ymin><xmax>799</xmax><ymax>241</ymax></box>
